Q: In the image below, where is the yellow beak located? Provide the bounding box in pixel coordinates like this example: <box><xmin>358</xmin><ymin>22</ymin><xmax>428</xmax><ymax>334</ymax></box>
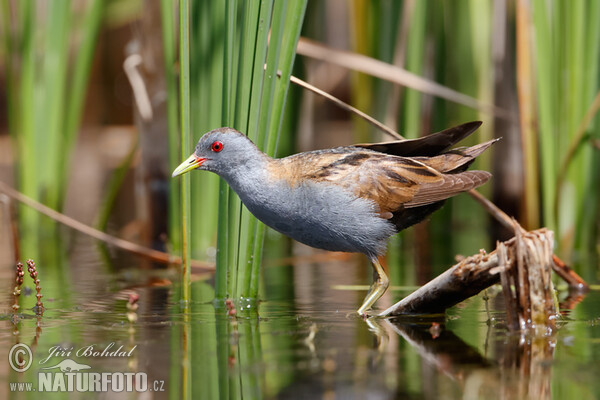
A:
<box><xmin>172</xmin><ymin>154</ymin><xmax>206</xmax><ymax>177</ymax></box>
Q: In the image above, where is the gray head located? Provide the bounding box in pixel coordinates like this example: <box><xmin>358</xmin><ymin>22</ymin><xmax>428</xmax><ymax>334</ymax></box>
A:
<box><xmin>172</xmin><ymin>128</ymin><xmax>266</xmax><ymax>180</ymax></box>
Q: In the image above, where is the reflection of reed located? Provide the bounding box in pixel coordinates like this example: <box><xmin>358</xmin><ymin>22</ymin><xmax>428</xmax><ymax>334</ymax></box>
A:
<box><xmin>495</xmin><ymin>330</ymin><xmax>556</xmax><ymax>400</ymax></box>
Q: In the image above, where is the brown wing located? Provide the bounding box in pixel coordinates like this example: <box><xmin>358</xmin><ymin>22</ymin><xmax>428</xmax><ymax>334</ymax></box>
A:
<box><xmin>412</xmin><ymin>139</ymin><xmax>499</xmax><ymax>173</ymax></box>
<box><xmin>271</xmin><ymin>150</ymin><xmax>489</xmax><ymax>215</ymax></box>
<box><xmin>335</xmin><ymin>155</ymin><xmax>490</xmax><ymax>212</ymax></box>
<box><xmin>403</xmin><ymin>170</ymin><xmax>491</xmax><ymax>208</ymax></box>
<box><xmin>354</xmin><ymin>121</ymin><xmax>483</xmax><ymax>157</ymax></box>
<box><xmin>269</xmin><ymin>132</ymin><xmax>493</xmax><ymax>233</ymax></box>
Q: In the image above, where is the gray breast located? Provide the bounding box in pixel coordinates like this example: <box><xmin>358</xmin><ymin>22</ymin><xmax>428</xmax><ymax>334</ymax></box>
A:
<box><xmin>237</xmin><ymin>179</ymin><xmax>396</xmax><ymax>257</ymax></box>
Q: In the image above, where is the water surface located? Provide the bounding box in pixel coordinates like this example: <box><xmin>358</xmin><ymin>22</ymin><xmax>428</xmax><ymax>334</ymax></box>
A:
<box><xmin>1</xmin><ymin>237</ymin><xmax>599</xmax><ymax>399</ymax></box>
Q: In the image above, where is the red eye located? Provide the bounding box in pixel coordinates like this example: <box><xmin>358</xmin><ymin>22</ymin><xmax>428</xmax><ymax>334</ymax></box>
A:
<box><xmin>211</xmin><ymin>141</ymin><xmax>223</xmax><ymax>152</ymax></box>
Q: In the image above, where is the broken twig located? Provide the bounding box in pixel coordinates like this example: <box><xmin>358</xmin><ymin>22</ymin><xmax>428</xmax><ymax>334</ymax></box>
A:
<box><xmin>379</xmin><ymin>226</ymin><xmax>560</xmax><ymax>320</ymax></box>
<box><xmin>499</xmin><ymin>225</ymin><xmax>556</xmax><ymax>333</ymax></box>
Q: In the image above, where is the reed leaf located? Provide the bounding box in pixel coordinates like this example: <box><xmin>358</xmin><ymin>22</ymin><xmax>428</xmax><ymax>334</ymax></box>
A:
<box><xmin>160</xmin><ymin>0</ymin><xmax>181</xmax><ymax>249</ymax></box>
<box><xmin>3</xmin><ymin>0</ymin><xmax>103</xmax><ymax>250</ymax></box>
<box><xmin>182</xmin><ymin>0</ymin><xmax>307</xmax><ymax>301</ymax></box>
<box><xmin>179</xmin><ymin>0</ymin><xmax>192</xmax><ymax>304</ymax></box>
<box><xmin>249</xmin><ymin>0</ymin><xmax>307</xmax><ymax>299</ymax></box>
<box><xmin>531</xmin><ymin>0</ymin><xmax>600</xmax><ymax>258</ymax></box>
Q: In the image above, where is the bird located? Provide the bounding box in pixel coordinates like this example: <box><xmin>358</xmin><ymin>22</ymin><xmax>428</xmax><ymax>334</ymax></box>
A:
<box><xmin>172</xmin><ymin>121</ymin><xmax>496</xmax><ymax>316</ymax></box>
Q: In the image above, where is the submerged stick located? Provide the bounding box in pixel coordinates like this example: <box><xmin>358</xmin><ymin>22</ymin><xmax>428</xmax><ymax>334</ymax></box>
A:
<box><xmin>0</xmin><ymin>181</ymin><xmax>213</xmax><ymax>270</ymax></box>
<box><xmin>379</xmin><ymin>248</ymin><xmax>502</xmax><ymax>316</ymax></box>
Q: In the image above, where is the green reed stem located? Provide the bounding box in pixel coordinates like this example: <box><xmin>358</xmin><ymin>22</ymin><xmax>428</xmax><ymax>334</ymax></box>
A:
<box><xmin>40</xmin><ymin>1</ymin><xmax>70</xmax><ymax>209</ymax></box>
<box><xmin>214</xmin><ymin>0</ymin><xmax>234</xmax><ymax>300</ymax></box>
<box><xmin>184</xmin><ymin>0</ymin><xmax>305</xmax><ymax>300</ymax></box>
<box><xmin>179</xmin><ymin>0</ymin><xmax>192</xmax><ymax>305</ymax></box>
<box><xmin>239</xmin><ymin>1</ymin><xmax>275</xmax><ymax>300</ymax></box>
<box><xmin>532</xmin><ymin>0</ymin><xmax>557</xmax><ymax>232</ymax></box>
<box><xmin>249</xmin><ymin>0</ymin><xmax>307</xmax><ymax>298</ymax></box>
<box><xmin>5</xmin><ymin>0</ymin><xmax>103</xmax><ymax>233</ymax></box>
<box><xmin>61</xmin><ymin>0</ymin><xmax>104</xmax><ymax>203</ymax></box>
<box><xmin>241</xmin><ymin>0</ymin><xmax>288</xmax><ymax>300</ymax></box>
<box><xmin>95</xmin><ymin>136</ymin><xmax>138</xmax><ymax>231</ymax></box>
<box><xmin>402</xmin><ymin>0</ymin><xmax>426</xmax><ymax>138</ymax></box>
<box><xmin>223</xmin><ymin>0</ymin><xmax>241</xmax><ymax>299</ymax></box>
<box><xmin>190</xmin><ymin>0</ymin><xmax>221</xmax><ymax>261</ymax></box>
<box><xmin>234</xmin><ymin>0</ymin><xmax>263</xmax><ymax>300</ymax></box>
<box><xmin>16</xmin><ymin>1</ymin><xmax>37</xmax><ymax>234</ymax></box>
<box><xmin>160</xmin><ymin>0</ymin><xmax>181</xmax><ymax>249</ymax></box>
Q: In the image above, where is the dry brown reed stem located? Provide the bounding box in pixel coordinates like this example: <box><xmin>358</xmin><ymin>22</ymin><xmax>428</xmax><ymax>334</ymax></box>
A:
<box><xmin>0</xmin><ymin>180</ymin><xmax>214</xmax><ymax>271</ymax></box>
<box><xmin>288</xmin><ymin>75</ymin><xmax>405</xmax><ymax>140</ymax></box>
<box><xmin>516</xmin><ymin>0</ymin><xmax>540</xmax><ymax>230</ymax></box>
<box><xmin>499</xmin><ymin>225</ymin><xmax>556</xmax><ymax>333</ymax></box>
<box><xmin>468</xmin><ymin>188</ymin><xmax>588</xmax><ymax>289</ymax></box>
<box><xmin>296</xmin><ymin>37</ymin><xmax>516</xmax><ymax>121</ymax></box>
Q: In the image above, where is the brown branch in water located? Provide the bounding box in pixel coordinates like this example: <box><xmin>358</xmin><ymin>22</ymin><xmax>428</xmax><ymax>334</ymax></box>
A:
<box><xmin>0</xmin><ymin>181</ymin><xmax>214</xmax><ymax>271</ymax></box>
<box><xmin>551</xmin><ymin>255</ymin><xmax>588</xmax><ymax>290</ymax></box>
<box><xmin>379</xmin><ymin>226</ymin><xmax>559</xmax><ymax>321</ymax></box>
<box><xmin>378</xmin><ymin>247</ymin><xmax>502</xmax><ymax>316</ymax></box>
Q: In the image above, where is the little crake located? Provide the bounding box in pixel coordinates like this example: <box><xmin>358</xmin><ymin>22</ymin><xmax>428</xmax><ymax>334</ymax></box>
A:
<box><xmin>172</xmin><ymin>121</ymin><xmax>496</xmax><ymax>316</ymax></box>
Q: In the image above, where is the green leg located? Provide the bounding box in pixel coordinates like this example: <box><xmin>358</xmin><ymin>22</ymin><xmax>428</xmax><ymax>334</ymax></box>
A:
<box><xmin>357</xmin><ymin>257</ymin><xmax>389</xmax><ymax>316</ymax></box>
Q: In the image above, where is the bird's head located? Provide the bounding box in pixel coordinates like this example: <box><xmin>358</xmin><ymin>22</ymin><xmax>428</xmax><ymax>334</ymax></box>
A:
<box><xmin>171</xmin><ymin>128</ymin><xmax>262</xmax><ymax>178</ymax></box>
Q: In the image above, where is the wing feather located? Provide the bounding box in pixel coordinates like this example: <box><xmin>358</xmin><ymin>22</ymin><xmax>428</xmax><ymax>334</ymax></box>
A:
<box><xmin>268</xmin><ymin>141</ymin><xmax>493</xmax><ymax>218</ymax></box>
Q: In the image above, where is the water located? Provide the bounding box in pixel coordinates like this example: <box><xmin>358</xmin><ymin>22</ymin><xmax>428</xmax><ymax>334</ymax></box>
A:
<box><xmin>1</xmin><ymin>240</ymin><xmax>599</xmax><ymax>399</ymax></box>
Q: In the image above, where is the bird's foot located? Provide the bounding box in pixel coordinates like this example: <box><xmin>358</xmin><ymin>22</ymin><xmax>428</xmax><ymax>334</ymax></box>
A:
<box><xmin>345</xmin><ymin>310</ymin><xmax>373</xmax><ymax>320</ymax></box>
<box><xmin>355</xmin><ymin>257</ymin><xmax>389</xmax><ymax>318</ymax></box>
<box><xmin>356</xmin><ymin>308</ymin><xmax>386</xmax><ymax>319</ymax></box>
